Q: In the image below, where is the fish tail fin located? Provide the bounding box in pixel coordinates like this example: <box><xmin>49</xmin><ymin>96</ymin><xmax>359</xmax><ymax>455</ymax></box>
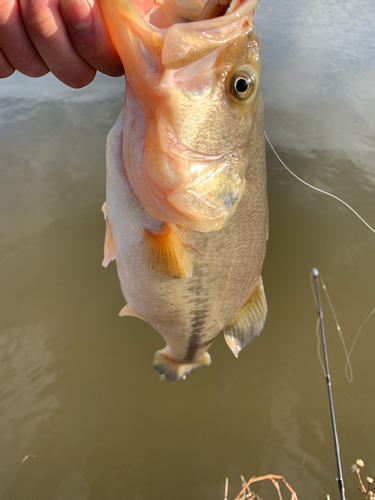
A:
<box><xmin>153</xmin><ymin>349</ymin><xmax>211</xmax><ymax>382</ymax></box>
<box><xmin>144</xmin><ymin>223</ymin><xmax>193</xmax><ymax>278</ymax></box>
<box><xmin>224</xmin><ymin>276</ymin><xmax>267</xmax><ymax>357</ymax></box>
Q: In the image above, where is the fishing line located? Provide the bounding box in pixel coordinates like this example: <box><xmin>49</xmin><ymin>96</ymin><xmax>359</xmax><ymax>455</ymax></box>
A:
<box><xmin>264</xmin><ymin>131</ymin><xmax>375</xmax><ymax>235</ymax></box>
<box><xmin>345</xmin><ymin>306</ymin><xmax>375</xmax><ymax>373</ymax></box>
<box><xmin>315</xmin><ymin>316</ymin><xmax>325</xmax><ymax>375</ymax></box>
<box><xmin>265</xmin><ymin>131</ymin><xmax>375</xmax><ymax>378</ymax></box>
<box><xmin>310</xmin><ymin>269</ymin><xmax>375</xmax><ymax>384</ymax></box>
<box><xmin>312</xmin><ymin>268</ymin><xmax>346</xmax><ymax>500</ymax></box>
<box><xmin>310</xmin><ymin>273</ymin><xmax>325</xmax><ymax>373</ymax></box>
<box><xmin>310</xmin><ymin>271</ymin><xmax>353</xmax><ymax>382</ymax></box>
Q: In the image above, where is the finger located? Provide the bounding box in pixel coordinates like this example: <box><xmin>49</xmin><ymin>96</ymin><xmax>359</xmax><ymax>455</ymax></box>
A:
<box><xmin>0</xmin><ymin>0</ymin><xmax>48</xmax><ymax>77</ymax></box>
<box><xmin>61</xmin><ymin>0</ymin><xmax>123</xmax><ymax>77</ymax></box>
<box><xmin>0</xmin><ymin>48</ymin><xmax>15</xmax><ymax>78</ymax></box>
<box><xmin>19</xmin><ymin>0</ymin><xmax>96</xmax><ymax>88</ymax></box>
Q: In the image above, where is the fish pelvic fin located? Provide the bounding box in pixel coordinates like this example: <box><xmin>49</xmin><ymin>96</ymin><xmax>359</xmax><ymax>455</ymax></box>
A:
<box><xmin>119</xmin><ymin>304</ymin><xmax>146</xmax><ymax>321</ymax></box>
<box><xmin>153</xmin><ymin>349</ymin><xmax>211</xmax><ymax>382</ymax></box>
<box><xmin>224</xmin><ymin>277</ymin><xmax>267</xmax><ymax>358</ymax></box>
<box><xmin>102</xmin><ymin>202</ymin><xmax>116</xmax><ymax>268</ymax></box>
<box><xmin>143</xmin><ymin>223</ymin><xmax>193</xmax><ymax>278</ymax></box>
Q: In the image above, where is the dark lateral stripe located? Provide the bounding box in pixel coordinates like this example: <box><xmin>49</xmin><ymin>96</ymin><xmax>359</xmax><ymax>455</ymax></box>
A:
<box><xmin>184</xmin><ymin>332</ymin><xmax>201</xmax><ymax>363</ymax></box>
<box><xmin>186</xmin><ymin>263</ymin><xmax>211</xmax><ymax>362</ymax></box>
<box><xmin>183</xmin><ymin>334</ymin><xmax>215</xmax><ymax>363</ymax></box>
<box><xmin>184</xmin><ymin>305</ymin><xmax>209</xmax><ymax>361</ymax></box>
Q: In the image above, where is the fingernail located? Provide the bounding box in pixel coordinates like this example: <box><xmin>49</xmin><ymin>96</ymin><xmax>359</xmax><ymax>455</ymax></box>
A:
<box><xmin>62</xmin><ymin>0</ymin><xmax>93</xmax><ymax>31</ymax></box>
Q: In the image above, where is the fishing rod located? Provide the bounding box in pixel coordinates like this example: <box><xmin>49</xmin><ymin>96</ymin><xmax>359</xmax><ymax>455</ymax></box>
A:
<box><xmin>312</xmin><ymin>268</ymin><xmax>346</xmax><ymax>500</ymax></box>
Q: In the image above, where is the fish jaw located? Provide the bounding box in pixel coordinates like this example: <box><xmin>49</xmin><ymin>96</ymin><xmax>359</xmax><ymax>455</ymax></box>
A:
<box><xmin>99</xmin><ymin>0</ymin><xmax>261</xmax><ymax>232</ymax></box>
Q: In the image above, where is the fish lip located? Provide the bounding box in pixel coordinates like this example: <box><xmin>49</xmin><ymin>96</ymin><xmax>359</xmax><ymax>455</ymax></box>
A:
<box><xmin>151</xmin><ymin>0</ymin><xmax>259</xmax><ymax>30</ymax></box>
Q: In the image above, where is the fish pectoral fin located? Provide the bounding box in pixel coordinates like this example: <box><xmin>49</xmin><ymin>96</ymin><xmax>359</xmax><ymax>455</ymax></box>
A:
<box><xmin>119</xmin><ymin>304</ymin><xmax>146</xmax><ymax>321</ymax></box>
<box><xmin>102</xmin><ymin>218</ymin><xmax>116</xmax><ymax>268</ymax></box>
<box><xmin>224</xmin><ymin>277</ymin><xmax>267</xmax><ymax>358</ymax></box>
<box><xmin>144</xmin><ymin>224</ymin><xmax>193</xmax><ymax>278</ymax></box>
<box><xmin>153</xmin><ymin>349</ymin><xmax>211</xmax><ymax>382</ymax></box>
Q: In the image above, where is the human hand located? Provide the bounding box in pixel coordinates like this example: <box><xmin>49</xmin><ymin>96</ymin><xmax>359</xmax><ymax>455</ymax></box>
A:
<box><xmin>0</xmin><ymin>0</ymin><xmax>124</xmax><ymax>88</ymax></box>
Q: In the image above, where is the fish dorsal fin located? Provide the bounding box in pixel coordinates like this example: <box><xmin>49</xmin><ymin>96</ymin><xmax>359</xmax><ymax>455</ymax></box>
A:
<box><xmin>144</xmin><ymin>223</ymin><xmax>193</xmax><ymax>278</ymax></box>
<box><xmin>224</xmin><ymin>277</ymin><xmax>267</xmax><ymax>357</ymax></box>
<box><xmin>119</xmin><ymin>304</ymin><xmax>146</xmax><ymax>320</ymax></box>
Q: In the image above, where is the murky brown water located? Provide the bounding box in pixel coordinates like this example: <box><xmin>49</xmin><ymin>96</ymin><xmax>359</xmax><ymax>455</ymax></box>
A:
<box><xmin>1</xmin><ymin>0</ymin><xmax>375</xmax><ymax>498</ymax></box>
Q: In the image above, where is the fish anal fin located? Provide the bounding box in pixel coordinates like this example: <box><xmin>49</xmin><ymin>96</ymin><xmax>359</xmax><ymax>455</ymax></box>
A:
<box><xmin>119</xmin><ymin>304</ymin><xmax>146</xmax><ymax>321</ymax></box>
<box><xmin>224</xmin><ymin>277</ymin><xmax>267</xmax><ymax>358</ymax></box>
<box><xmin>144</xmin><ymin>224</ymin><xmax>193</xmax><ymax>278</ymax></box>
<box><xmin>102</xmin><ymin>218</ymin><xmax>116</xmax><ymax>268</ymax></box>
<box><xmin>153</xmin><ymin>349</ymin><xmax>211</xmax><ymax>382</ymax></box>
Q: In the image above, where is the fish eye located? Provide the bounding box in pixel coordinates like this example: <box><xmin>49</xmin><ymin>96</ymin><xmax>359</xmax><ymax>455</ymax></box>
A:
<box><xmin>230</xmin><ymin>72</ymin><xmax>254</xmax><ymax>101</ymax></box>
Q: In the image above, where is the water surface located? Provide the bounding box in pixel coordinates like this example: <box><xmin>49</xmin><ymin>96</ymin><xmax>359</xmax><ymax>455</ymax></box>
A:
<box><xmin>1</xmin><ymin>0</ymin><xmax>375</xmax><ymax>498</ymax></box>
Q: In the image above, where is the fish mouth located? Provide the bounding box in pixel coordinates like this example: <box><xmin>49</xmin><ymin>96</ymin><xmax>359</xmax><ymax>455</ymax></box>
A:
<box><xmin>152</xmin><ymin>0</ymin><xmax>259</xmax><ymax>28</ymax></box>
<box><xmin>160</xmin><ymin>0</ymin><xmax>258</xmax><ymax>69</ymax></box>
<box><xmin>101</xmin><ymin>0</ymin><xmax>259</xmax><ymax>88</ymax></box>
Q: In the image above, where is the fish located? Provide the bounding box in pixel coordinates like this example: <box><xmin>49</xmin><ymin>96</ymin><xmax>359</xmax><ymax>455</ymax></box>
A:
<box><xmin>99</xmin><ymin>0</ymin><xmax>268</xmax><ymax>381</ymax></box>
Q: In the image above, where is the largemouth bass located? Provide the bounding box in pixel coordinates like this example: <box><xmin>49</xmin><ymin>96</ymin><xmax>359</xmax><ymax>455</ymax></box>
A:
<box><xmin>99</xmin><ymin>0</ymin><xmax>268</xmax><ymax>381</ymax></box>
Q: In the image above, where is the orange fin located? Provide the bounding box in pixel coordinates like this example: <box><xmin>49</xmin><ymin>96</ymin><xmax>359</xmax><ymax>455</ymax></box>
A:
<box><xmin>102</xmin><ymin>218</ymin><xmax>116</xmax><ymax>268</ymax></box>
<box><xmin>153</xmin><ymin>349</ymin><xmax>211</xmax><ymax>382</ymax></box>
<box><xmin>119</xmin><ymin>304</ymin><xmax>145</xmax><ymax>321</ymax></box>
<box><xmin>224</xmin><ymin>277</ymin><xmax>267</xmax><ymax>358</ymax></box>
<box><xmin>144</xmin><ymin>224</ymin><xmax>193</xmax><ymax>278</ymax></box>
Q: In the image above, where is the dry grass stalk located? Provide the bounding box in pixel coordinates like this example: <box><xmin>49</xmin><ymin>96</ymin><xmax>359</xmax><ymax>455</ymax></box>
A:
<box><xmin>228</xmin><ymin>474</ymin><xmax>298</xmax><ymax>500</ymax></box>
<box><xmin>240</xmin><ymin>475</ymin><xmax>254</xmax><ymax>499</ymax></box>
<box><xmin>270</xmin><ymin>477</ymin><xmax>284</xmax><ymax>500</ymax></box>
<box><xmin>224</xmin><ymin>478</ymin><xmax>229</xmax><ymax>500</ymax></box>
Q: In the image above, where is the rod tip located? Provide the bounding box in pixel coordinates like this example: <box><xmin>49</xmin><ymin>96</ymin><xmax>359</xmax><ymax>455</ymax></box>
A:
<box><xmin>312</xmin><ymin>268</ymin><xmax>319</xmax><ymax>277</ymax></box>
